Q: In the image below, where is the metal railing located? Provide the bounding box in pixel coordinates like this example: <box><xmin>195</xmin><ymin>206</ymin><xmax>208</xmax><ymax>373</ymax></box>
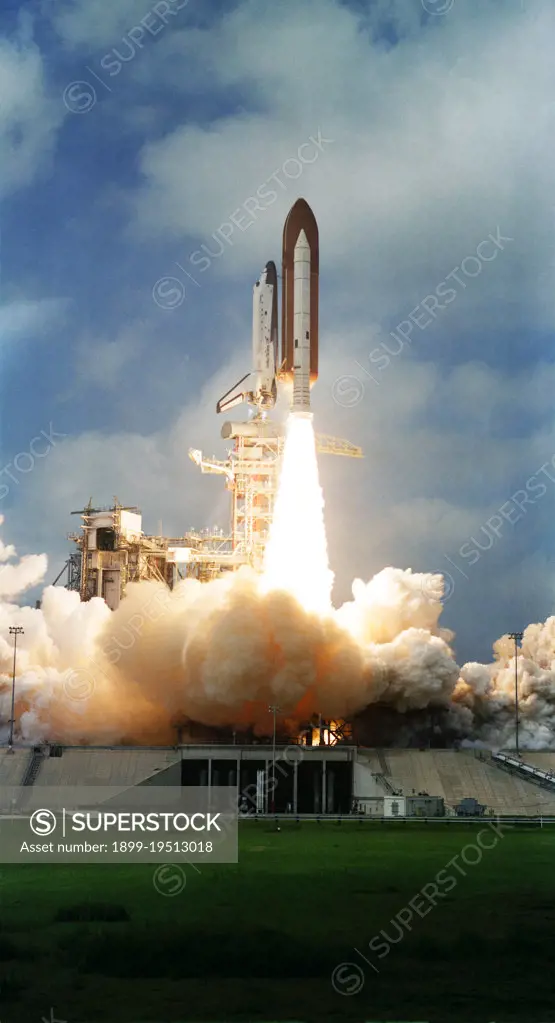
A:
<box><xmin>239</xmin><ymin>813</ymin><xmax>555</xmax><ymax>824</ymax></box>
<box><xmin>492</xmin><ymin>751</ymin><xmax>555</xmax><ymax>789</ymax></box>
<box><xmin>21</xmin><ymin>748</ymin><xmax>44</xmax><ymax>787</ymax></box>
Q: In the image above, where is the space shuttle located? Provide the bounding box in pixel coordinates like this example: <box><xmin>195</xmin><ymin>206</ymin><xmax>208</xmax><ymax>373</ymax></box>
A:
<box><xmin>216</xmin><ymin>199</ymin><xmax>319</xmax><ymax>416</ymax></box>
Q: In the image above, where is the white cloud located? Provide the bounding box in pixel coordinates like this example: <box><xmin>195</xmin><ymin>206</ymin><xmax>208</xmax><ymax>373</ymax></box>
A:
<box><xmin>128</xmin><ymin>0</ymin><xmax>554</xmax><ymax>333</ymax></box>
<box><xmin>0</xmin><ymin>298</ymin><xmax>69</xmax><ymax>344</ymax></box>
<box><xmin>49</xmin><ymin>0</ymin><xmax>164</xmax><ymax>51</ymax></box>
<box><xmin>0</xmin><ymin>27</ymin><xmax>64</xmax><ymax>199</ymax></box>
<box><xmin>6</xmin><ymin>351</ymin><xmax>247</xmax><ymax>568</ymax></box>
<box><xmin>73</xmin><ymin>325</ymin><xmax>146</xmax><ymax>389</ymax></box>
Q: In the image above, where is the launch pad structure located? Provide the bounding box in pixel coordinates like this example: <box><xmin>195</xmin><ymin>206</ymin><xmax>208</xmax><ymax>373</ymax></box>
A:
<box><xmin>63</xmin><ymin>410</ymin><xmax>362</xmax><ymax>607</ymax></box>
<box><xmin>62</xmin><ymin>499</ymin><xmax>246</xmax><ymax>606</ymax></box>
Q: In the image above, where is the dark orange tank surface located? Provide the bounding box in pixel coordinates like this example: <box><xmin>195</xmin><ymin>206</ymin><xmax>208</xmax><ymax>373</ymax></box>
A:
<box><xmin>281</xmin><ymin>198</ymin><xmax>319</xmax><ymax>384</ymax></box>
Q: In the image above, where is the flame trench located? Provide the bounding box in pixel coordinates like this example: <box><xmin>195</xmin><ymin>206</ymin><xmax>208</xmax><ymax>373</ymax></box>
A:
<box><xmin>261</xmin><ymin>413</ymin><xmax>334</xmax><ymax>615</ymax></box>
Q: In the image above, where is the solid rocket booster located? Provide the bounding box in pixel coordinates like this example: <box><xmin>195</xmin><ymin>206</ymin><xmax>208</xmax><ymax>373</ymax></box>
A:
<box><xmin>292</xmin><ymin>230</ymin><xmax>311</xmax><ymax>411</ymax></box>
<box><xmin>281</xmin><ymin>198</ymin><xmax>319</xmax><ymax>412</ymax></box>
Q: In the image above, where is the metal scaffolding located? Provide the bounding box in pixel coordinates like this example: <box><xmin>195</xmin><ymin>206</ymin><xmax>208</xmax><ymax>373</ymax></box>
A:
<box><xmin>190</xmin><ymin>419</ymin><xmax>363</xmax><ymax>573</ymax></box>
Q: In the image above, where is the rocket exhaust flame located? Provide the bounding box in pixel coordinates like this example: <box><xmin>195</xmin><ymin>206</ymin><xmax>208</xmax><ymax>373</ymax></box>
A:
<box><xmin>260</xmin><ymin>413</ymin><xmax>334</xmax><ymax>615</ymax></box>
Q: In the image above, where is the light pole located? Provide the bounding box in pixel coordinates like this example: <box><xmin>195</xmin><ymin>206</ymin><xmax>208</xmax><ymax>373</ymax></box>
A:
<box><xmin>509</xmin><ymin>631</ymin><xmax>523</xmax><ymax>757</ymax></box>
<box><xmin>8</xmin><ymin>626</ymin><xmax>24</xmax><ymax>754</ymax></box>
<box><xmin>268</xmin><ymin>704</ymin><xmax>280</xmax><ymax>813</ymax></box>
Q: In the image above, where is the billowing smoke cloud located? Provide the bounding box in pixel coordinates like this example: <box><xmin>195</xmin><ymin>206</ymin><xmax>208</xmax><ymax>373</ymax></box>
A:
<box><xmin>0</xmin><ymin>515</ymin><xmax>46</xmax><ymax>597</ymax></box>
<box><xmin>453</xmin><ymin>620</ymin><xmax>555</xmax><ymax>750</ymax></box>
<box><xmin>0</xmin><ymin>513</ymin><xmax>554</xmax><ymax>748</ymax></box>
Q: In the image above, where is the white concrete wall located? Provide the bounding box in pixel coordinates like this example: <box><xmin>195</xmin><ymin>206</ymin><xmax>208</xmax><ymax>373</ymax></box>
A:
<box><xmin>353</xmin><ymin>759</ymin><xmax>384</xmax><ymax>797</ymax></box>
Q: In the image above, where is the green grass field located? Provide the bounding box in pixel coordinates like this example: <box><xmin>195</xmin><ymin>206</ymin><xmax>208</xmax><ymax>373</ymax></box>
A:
<box><xmin>0</xmin><ymin>820</ymin><xmax>553</xmax><ymax>1022</ymax></box>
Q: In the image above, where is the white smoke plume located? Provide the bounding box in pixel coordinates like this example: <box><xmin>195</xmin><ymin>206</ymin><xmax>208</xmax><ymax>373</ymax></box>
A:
<box><xmin>0</xmin><ymin>513</ymin><xmax>554</xmax><ymax>747</ymax></box>
<box><xmin>0</xmin><ymin>515</ymin><xmax>46</xmax><ymax>597</ymax></box>
<box><xmin>453</xmin><ymin>619</ymin><xmax>555</xmax><ymax>750</ymax></box>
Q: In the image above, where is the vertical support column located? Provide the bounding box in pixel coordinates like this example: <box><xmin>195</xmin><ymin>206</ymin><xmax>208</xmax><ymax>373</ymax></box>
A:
<box><xmin>293</xmin><ymin>758</ymin><xmax>298</xmax><ymax>813</ymax></box>
<box><xmin>322</xmin><ymin>757</ymin><xmax>327</xmax><ymax>815</ymax></box>
<box><xmin>327</xmin><ymin>766</ymin><xmax>335</xmax><ymax>814</ymax></box>
<box><xmin>314</xmin><ymin>764</ymin><xmax>321</xmax><ymax>814</ymax></box>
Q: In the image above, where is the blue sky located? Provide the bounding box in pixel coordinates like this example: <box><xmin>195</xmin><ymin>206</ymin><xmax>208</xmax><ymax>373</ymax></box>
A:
<box><xmin>1</xmin><ymin>0</ymin><xmax>554</xmax><ymax>664</ymax></box>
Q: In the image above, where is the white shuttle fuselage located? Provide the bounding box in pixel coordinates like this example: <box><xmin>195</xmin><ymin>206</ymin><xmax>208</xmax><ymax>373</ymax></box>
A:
<box><xmin>216</xmin><ymin>261</ymin><xmax>278</xmax><ymax>415</ymax></box>
<box><xmin>252</xmin><ymin>263</ymin><xmax>278</xmax><ymax>410</ymax></box>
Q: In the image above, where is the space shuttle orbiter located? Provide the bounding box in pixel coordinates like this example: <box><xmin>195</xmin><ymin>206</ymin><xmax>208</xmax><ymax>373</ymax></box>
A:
<box><xmin>216</xmin><ymin>260</ymin><xmax>278</xmax><ymax>415</ymax></box>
